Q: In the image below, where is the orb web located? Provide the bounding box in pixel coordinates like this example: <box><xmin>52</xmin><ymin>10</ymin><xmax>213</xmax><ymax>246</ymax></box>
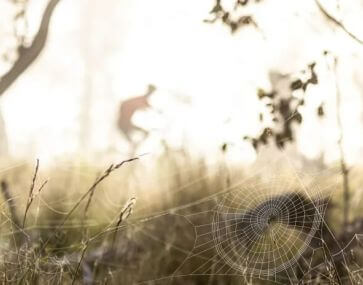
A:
<box><xmin>212</xmin><ymin>176</ymin><xmax>326</xmax><ymax>277</ymax></box>
<box><xmin>160</xmin><ymin>168</ymin><xmax>336</xmax><ymax>284</ymax></box>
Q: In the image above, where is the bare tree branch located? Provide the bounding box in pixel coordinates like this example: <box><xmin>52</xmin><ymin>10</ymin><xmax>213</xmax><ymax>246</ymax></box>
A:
<box><xmin>0</xmin><ymin>0</ymin><xmax>61</xmax><ymax>96</ymax></box>
<box><xmin>315</xmin><ymin>0</ymin><xmax>363</xmax><ymax>45</ymax></box>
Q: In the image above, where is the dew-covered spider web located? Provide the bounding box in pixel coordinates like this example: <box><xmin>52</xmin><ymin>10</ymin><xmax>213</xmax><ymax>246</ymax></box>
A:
<box><xmin>203</xmin><ymin>177</ymin><xmax>324</xmax><ymax>276</ymax></box>
<box><xmin>128</xmin><ymin>154</ymin><xmax>363</xmax><ymax>285</ymax></box>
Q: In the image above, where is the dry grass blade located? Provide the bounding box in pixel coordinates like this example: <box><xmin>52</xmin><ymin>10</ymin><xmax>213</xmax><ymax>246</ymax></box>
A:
<box><xmin>82</xmin><ymin>172</ymin><xmax>100</xmax><ymax>227</ymax></box>
<box><xmin>60</xmin><ymin>157</ymin><xmax>139</xmax><ymax>229</ymax></box>
<box><xmin>17</xmin><ymin>156</ymin><xmax>140</xmax><ymax>282</ymax></box>
<box><xmin>71</xmin><ymin>240</ymin><xmax>90</xmax><ymax>285</ymax></box>
<box><xmin>23</xmin><ymin>178</ymin><xmax>48</xmax><ymax>228</ymax></box>
<box><xmin>111</xmin><ymin>197</ymin><xmax>137</xmax><ymax>249</ymax></box>
<box><xmin>37</xmin><ymin>157</ymin><xmax>140</xmax><ymax>254</ymax></box>
<box><xmin>68</xmin><ymin>160</ymin><xmax>138</xmax><ymax>284</ymax></box>
<box><xmin>23</xmin><ymin>159</ymin><xmax>39</xmax><ymax>228</ymax></box>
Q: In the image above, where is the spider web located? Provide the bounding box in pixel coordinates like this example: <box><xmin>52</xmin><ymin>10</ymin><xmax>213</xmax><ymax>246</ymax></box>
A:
<box><xmin>131</xmin><ymin>154</ymin><xmax>363</xmax><ymax>284</ymax></box>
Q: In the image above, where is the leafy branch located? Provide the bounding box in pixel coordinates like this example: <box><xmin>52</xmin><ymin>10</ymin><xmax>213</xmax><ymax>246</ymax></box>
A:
<box><xmin>204</xmin><ymin>0</ymin><xmax>261</xmax><ymax>33</ymax></box>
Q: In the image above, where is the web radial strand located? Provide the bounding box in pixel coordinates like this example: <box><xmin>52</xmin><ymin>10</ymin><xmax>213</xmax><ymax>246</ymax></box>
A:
<box><xmin>212</xmin><ymin>176</ymin><xmax>326</xmax><ymax>277</ymax></box>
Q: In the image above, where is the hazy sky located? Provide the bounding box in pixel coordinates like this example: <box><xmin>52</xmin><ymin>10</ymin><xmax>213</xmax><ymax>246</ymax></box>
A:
<box><xmin>1</xmin><ymin>0</ymin><xmax>363</xmax><ymax>165</ymax></box>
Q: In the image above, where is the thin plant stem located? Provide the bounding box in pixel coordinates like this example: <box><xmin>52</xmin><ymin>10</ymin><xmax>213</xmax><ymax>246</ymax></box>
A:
<box><xmin>72</xmin><ymin>241</ymin><xmax>89</xmax><ymax>285</ymax></box>
<box><xmin>333</xmin><ymin>58</ymin><xmax>350</xmax><ymax>229</ymax></box>
<box><xmin>23</xmin><ymin>159</ymin><xmax>39</xmax><ymax>228</ymax></box>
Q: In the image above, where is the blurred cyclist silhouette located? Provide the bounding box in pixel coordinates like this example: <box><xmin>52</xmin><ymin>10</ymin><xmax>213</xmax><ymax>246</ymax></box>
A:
<box><xmin>117</xmin><ymin>84</ymin><xmax>156</xmax><ymax>150</ymax></box>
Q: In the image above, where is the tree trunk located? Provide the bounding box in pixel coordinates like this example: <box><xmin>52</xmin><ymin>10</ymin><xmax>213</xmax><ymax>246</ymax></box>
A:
<box><xmin>0</xmin><ymin>0</ymin><xmax>61</xmax><ymax>156</ymax></box>
<box><xmin>0</xmin><ymin>106</ymin><xmax>9</xmax><ymax>158</ymax></box>
<box><xmin>0</xmin><ymin>0</ymin><xmax>61</xmax><ymax>97</ymax></box>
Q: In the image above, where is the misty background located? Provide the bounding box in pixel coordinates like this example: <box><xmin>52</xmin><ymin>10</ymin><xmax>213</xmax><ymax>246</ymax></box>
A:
<box><xmin>0</xmin><ymin>0</ymin><xmax>363</xmax><ymax>166</ymax></box>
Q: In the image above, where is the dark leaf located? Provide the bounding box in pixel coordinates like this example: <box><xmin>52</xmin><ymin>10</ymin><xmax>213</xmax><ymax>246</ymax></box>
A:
<box><xmin>222</xmin><ymin>12</ymin><xmax>229</xmax><ymax>22</ymax></box>
<box><xmin>317</xmin><ymin>104</ymin><xmax>325</xmax><ymax>117</ymax></box>
<box><xmin>290</xmin><ymin>79</ymin><xmax>303</xmax><ymax>91</ymax></box>
<box><xmin>236</xmin><ymin>0</ymin><xmax>249</xmax><ymax>6</ymax></box>
<box><xmin>221</xmin><ymin>143</ymin><xmax>228</xmax><ymax>152</ymax></box>
<box><xmin>295</xmin><ymin>112</ymin><xmax>303</xmax><ymax>124</ymax></box>
<box><xmin>210</xmin><ymin>0</ymin><xmax>222</xmax><ymax>13</ymax></box>
<box><xmin>252</xmin><ymin>139</ymin><xmax>258</xmax><ymax>150</ymax></box>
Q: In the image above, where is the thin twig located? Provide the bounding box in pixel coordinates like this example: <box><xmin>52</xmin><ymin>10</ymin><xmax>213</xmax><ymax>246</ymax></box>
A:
<box><xmin>315</xmin><ymin>0</ymin><xmax>363</xmax><ymax>45</ymax></box>
<box><xmin>333</xmin><ymin>57</ymin><xmax>350</xmax><ymax>228</ymax></box>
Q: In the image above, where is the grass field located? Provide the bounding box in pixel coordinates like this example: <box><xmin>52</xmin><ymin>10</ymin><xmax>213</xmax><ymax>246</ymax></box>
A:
<box><xmin>0</xmin><ymin>151</ymin><xmax>362</xmax><ymax>284</ymax></box>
